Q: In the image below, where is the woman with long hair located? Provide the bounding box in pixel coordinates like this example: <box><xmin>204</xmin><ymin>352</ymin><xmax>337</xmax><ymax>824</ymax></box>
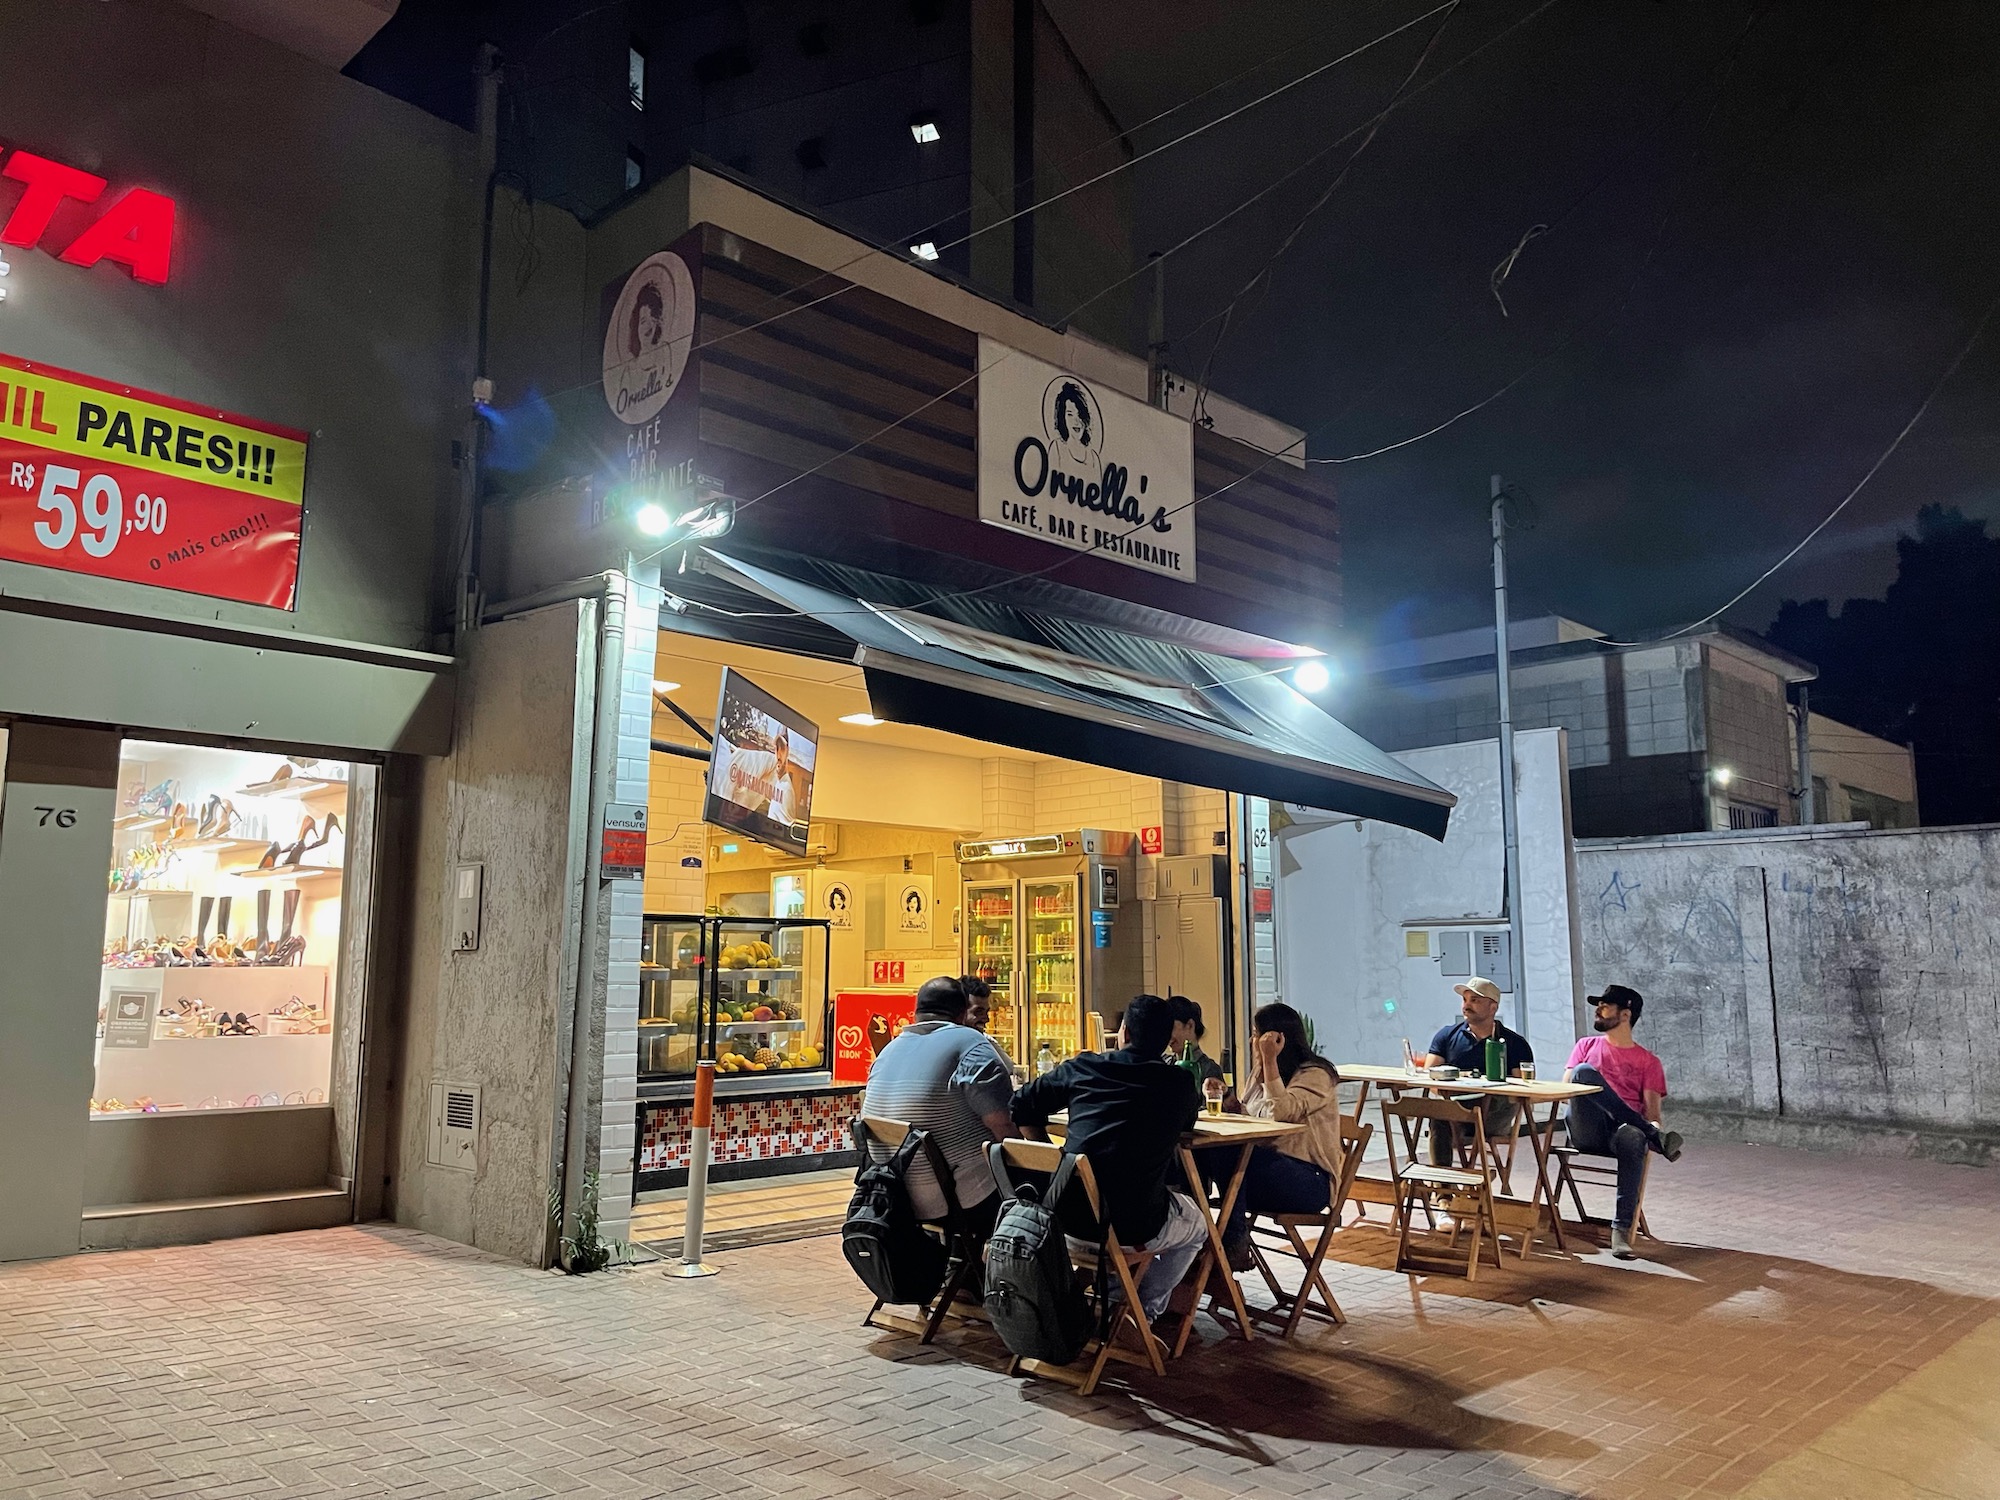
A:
<box><xmin>1221</xmin><ymin>1002</ymin><xmax>1344</xmax><ymax>1269</ymax></box>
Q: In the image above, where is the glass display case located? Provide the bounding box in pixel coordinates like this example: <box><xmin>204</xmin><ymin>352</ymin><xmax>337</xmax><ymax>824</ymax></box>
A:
<box><xmin>638</xmin><ymin>916</ymin><xmax>705</xmax><ymax>1077</ymax></box>
<box><xmin>638</xmin><ymin>913</ymin><xmax>832</xmax><ymax>1080</ymax></box>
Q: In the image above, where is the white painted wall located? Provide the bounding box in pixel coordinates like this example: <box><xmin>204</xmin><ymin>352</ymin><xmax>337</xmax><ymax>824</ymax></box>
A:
<box><xmin>1275</xmin><ymin>728</ymin><xmax>1583</xmax><ymax>1071</ymax></box>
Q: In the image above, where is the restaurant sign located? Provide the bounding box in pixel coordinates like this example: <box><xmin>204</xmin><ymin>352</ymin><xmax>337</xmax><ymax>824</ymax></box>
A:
<box><xmin>976</xmin><ymin>337</ymin><xmax>1195</xmax><ymax>583</ymax></box>
<box><xmin>0</xmin><ymin>352</ymin><xmax>307</xmax><ymax>608</ymax></box>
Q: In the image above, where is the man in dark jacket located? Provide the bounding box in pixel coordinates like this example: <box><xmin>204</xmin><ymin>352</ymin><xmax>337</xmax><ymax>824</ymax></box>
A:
<box><xmin>1010</xmin><ymin>994</ymin><xmax>1205</xmax><ymax>1322</ymax></box>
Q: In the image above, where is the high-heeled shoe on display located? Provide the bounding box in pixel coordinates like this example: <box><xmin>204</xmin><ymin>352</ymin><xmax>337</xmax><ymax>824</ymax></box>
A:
<box><xmin>207</xmin><ymin>896</ymin><xmax>234</xmax><ymax>962</ymax></box>
<box><xmin>307</xmin><ymin>814</ymin><xmax>344</xmax><ymax>868</ymax></box>
<box><xmin>280</xmin><ymin>816</ymin><xmax>319</xmax><ymax>869</ymax></box>
<box><xmin>268</xmin><ymin>887</ymin><xmax>306</xmax><ymax>965</ymax></box>
<box><xmin>245</xmin><ymin>889</ymin><xmax>271</xmax><ymax>960</ymax></box>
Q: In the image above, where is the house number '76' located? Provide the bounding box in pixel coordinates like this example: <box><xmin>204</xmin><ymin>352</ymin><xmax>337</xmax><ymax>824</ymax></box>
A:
<box><xmin>34</xmin><ymin>807</ymin><xmax>77</xmax><ymax>828</ymax></box>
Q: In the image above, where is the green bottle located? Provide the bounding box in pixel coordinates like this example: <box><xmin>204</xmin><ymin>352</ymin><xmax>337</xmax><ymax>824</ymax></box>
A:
<box><xmin>1484</xmin><ymin>1034</ymin><xmax>1505</xmax><ymax>1082</ymax></box>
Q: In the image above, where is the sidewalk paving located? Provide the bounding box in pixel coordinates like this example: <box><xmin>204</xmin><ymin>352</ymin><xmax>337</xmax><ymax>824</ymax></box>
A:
<box><xmin>2</xmin><ymin>1140</ymin><xmax>1997</xmax><ymax>1500</ymax></box>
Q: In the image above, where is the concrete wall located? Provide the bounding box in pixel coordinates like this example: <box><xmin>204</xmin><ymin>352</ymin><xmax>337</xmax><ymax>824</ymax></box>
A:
<box><xmin>1577</xmin><ymin>822</ymin><xmax>2000</xmax><ymax>1144</ymax></box>
<box><xmin>1275</xmin><ymin>728</ymin><xmax>1583</xmax><ymax>1071</ymax></box>
<box><xmin>390</xmin><ymin>604</ymin><xmax>592</xmax><ymax>1264</ymax></box>
<box><xmin>0</xmin><ymin>0</ymin><xmax>475</xmax><ymax>649</ymax></box>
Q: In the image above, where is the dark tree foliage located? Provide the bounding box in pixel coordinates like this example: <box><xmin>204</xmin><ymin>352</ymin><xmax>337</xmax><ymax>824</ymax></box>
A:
<box><xmin>1768</xmin><ymin>505</ymin><xmax>2000</xmax><ymax>826</ymax></box>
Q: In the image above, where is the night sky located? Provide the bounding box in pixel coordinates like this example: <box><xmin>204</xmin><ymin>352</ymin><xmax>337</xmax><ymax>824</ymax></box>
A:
<box><xmin>1051</xmin><ymin>0</ymin><xmax>2000</xmax><ymax>654</ymax></box>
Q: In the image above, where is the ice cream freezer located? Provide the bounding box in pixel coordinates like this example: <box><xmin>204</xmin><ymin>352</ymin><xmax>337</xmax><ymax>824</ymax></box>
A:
<box><xmin>957</xmin><ymin>829</ymin><xmax>1142</xmax><ymax>1069</ymax></box>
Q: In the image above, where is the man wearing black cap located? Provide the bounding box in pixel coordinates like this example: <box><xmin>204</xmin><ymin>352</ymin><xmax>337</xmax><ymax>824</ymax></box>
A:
<box><xmin>1564</xmin><ymin>985</ymin><xmax>1683</xmax><ymax>1259</ymax></box>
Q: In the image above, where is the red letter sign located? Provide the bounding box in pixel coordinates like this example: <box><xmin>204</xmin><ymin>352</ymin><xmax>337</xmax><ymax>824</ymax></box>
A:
<box><xmin>59</xmin><ymin>188</ymin><xmax>175</xmax><ymax>285</ymax></box>
<box><xmin>0</xmin><ymin>152</ymin><xmax>106</xmax><ymax>247</ymax></box>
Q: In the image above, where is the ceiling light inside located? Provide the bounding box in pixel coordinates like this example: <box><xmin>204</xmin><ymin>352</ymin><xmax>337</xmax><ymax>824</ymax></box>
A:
<box><xmin>910</xmin><ymin>119</ymin><xmax>941</xmax><ymax>144</ymax></box>
<box><xmin>651</xmin><ymin>680</ymin><xmax>680</xmax><ymax>694</ymax></box>
<box><xmin>910</xmin><ymin>241</ymin><xmax>939</xmax><ymax>261</ymax></box>
<box><xmin>839</xmin><ymin>713</ymin><xmax>885</xmax><ymax>727</ymax></box>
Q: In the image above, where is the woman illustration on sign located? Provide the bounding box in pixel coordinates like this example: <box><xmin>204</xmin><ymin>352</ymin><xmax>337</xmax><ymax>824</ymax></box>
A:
<box><xmin>899</xmin><ymin>886</ymin><xmax>927</xmax><ymax>931</ymax></box>
<box><xmin>628</xmin><ymin>282</ymin><xmax>667</xmax><ymax>358</ymax></box>
<box><xmin>1042</xmin><ymin>375</ymin><xmax>1103</xmax><ymax>478</ymax></box>
<box><xmin>825</xmin><ymin>882</ymin><xmax>852</xmax><ymax>929</ymax></box>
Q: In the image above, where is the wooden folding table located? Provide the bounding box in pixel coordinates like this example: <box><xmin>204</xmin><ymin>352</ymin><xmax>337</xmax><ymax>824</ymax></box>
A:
<box><xmin>1334</xmin><ymin>1064</ymin><xmax>1600</xmax><ymax>1260</ymax></box>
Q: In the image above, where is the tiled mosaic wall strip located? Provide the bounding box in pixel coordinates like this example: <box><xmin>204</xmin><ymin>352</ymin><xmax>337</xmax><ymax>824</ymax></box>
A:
<box><xmin>640</xmin><ymin>1090</ymin><xmax>860</xmax><ymax>1171</ymax></box>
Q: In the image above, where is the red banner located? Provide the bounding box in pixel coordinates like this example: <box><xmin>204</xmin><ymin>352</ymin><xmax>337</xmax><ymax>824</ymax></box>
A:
<box><xmin>831</xmin><ymin>989</ymin><xmax>915</xmax><ymax>1085</ymax></box>
<box><xmin>0</xmin><ymin>353</ymin><xmax>307</xmax><ymax>608</ymax></box>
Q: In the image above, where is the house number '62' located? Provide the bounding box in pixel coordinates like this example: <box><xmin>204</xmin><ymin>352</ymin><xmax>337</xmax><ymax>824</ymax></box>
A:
<box><xmin>34</xmin><ymin>807</ymin><xmax>77</xmax><ymax>828</ymax></box>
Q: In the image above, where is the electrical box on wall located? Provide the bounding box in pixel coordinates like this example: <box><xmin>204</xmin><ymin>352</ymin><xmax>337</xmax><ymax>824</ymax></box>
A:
<box><xmin>1476</xmin><ymin>931</ymin><xmax>1513</xmax><ymax>992</ymax></box>
<box><xmin>427</xmin><ymin>1082</ymin><xmax>480</xmax><ymax>1171</ymax></box>
<box><xmin>450</xmin><ymin>862</ymin><xmax>483</xmax><ymax>952</ymax></box>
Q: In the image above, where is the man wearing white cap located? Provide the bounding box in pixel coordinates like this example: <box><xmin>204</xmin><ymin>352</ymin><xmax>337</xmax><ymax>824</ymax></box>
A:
<box><xmin>1421</xmin><ymin>976</ymin><xmax>1534</xmax><ymax>1166</ymax></box>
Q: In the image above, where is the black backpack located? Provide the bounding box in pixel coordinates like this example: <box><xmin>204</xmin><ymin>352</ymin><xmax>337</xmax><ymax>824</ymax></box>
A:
<box><xmin>983</xmin><ymin>1146</ymin><xmax>1096</xmax><ymax>1366</ymax></box>
<box><xmin>842</xmin><ymin>1129</ymin><xmax>949</xmax><ymax>1307</ymax></box>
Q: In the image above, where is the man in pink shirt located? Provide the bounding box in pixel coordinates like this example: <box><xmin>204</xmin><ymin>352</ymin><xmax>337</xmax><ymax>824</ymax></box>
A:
<box><xmin>1563</xmin><ymin>985</ymin><xmax>1683</xmax><ymax>1260</ymax></box>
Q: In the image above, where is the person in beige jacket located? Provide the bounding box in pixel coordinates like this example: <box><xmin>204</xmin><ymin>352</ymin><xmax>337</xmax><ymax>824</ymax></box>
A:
<box><xmin>1221</xmin><ymin>1002</ymin><xmax>1344</xmax><ymax>1269</ymax></box>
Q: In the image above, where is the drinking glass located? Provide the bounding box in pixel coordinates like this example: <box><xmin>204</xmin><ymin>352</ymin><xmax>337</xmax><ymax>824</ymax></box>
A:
<box><xmin>1203</xmin><ymin>1077</ymin><xmax>1224</xmax><ymax>1117</ymax></box>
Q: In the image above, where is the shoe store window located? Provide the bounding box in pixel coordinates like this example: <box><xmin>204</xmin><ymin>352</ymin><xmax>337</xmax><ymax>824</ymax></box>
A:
<box><xmin>97</xmin><ymin>741</ymin><xmax>353</xmax><ymax>1117</ymax></box>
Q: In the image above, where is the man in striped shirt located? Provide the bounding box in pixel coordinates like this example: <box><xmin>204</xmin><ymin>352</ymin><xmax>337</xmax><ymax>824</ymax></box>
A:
<box><xmin>861</xmin><ymin>976</ymin><xmax>1017</xmax><ymax>1235</ymax></box>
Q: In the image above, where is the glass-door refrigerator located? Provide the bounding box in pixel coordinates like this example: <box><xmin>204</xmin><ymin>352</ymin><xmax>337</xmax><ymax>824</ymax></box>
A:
<box><xmin>956</xmin><ymin>830</ymin><xmax>1142</xmax><ymax>1069</ymax></box>
<box><xmin>963</xmin><ymin>880</ymin><xmax>1018</xmax><ymax>1056</ymax></box>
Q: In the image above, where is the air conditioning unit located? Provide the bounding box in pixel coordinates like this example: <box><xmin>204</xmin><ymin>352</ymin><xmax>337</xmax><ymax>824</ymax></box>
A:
<box><xmin>427</xmin><ymin>1081</ymin><xmax>480</xmax><ymax>1172</ymax></box>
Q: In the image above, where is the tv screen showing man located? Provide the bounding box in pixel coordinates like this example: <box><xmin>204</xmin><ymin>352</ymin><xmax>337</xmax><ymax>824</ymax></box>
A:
<box><xmin>703</xmin><ymin>669</ymin><xmax>818</xmax><ymax>856</ymax></box>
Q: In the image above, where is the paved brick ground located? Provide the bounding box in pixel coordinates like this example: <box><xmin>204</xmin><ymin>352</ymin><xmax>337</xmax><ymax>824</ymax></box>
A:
<box><xmin>2</xmin><ymin>1140</ymin><xmax>1997</xmax><ymax>1500</ymax></box>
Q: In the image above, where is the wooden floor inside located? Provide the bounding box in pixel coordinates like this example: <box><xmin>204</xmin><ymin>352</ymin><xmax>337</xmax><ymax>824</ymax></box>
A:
<box><xmin>630</xmin><ymin>1169</ymin><xmax>852</xmax><ymax>1255</ymax></box>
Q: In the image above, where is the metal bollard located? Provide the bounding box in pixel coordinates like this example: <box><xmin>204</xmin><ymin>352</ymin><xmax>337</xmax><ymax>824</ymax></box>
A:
<box><xmin>667</xmin><ymin>1058</ymin><xmax>720</xmax><ymax>1278</ymax></box>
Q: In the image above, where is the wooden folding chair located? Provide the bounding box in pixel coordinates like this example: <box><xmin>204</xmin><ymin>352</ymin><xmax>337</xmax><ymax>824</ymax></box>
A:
<box><xmin>988</xmin><ymin>1138</ymin><xmax>1170</xmax><ymax>1396</ymax></box>
<box><xmin>1553</xmin><ymin>1141</ymin><xmax>1654</xmax><ymax>1240</ymax></box>
<box><xmin>1383</xmin><ymin>1097</ymin><xmax>1503</xmax><ymax>1282</ymax></box>
<box><xmin>852</xmin><ymin>1116</ymin><xmax>983</xmax><ymax>1344</ymax></box>
<box><xmin>1245</xmin><ymin>1116</ymin><xmax>1373</xmax><ymax>1338</ymax></box>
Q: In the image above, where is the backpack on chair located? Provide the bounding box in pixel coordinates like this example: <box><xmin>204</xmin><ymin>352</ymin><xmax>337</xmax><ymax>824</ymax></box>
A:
<box><xmin>982</xmin><ymin>1145</ymin><xmax>1095</xmax><ymax>1365</ymax></box>
<box><xmin>842</xmin><ymin>1129</ymin><xmax>949</xmax><ymax>1306</ymax></box>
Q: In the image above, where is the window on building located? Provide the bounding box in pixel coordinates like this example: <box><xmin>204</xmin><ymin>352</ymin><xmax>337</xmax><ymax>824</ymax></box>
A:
<box><xmin>628</xmin><ymin>44</ymin><xmax>646</xmax><ymax>111</ymax></box>
<box><xmin>625</xmin><ymin>149</ymin><xmax>645</xmax><ymax>191</ymax></box>
<box><xmin>1727</xmin><ymin>802</ymin><xmax>1778</xmax><ymax>830</ymax></box>
<box><xmin>1844</xmin><ymin>784</ymin><xmax>1915</xmax><ymax>831</ymax></box>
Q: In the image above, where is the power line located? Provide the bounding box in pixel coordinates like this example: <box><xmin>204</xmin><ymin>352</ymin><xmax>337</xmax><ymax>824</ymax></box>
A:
<box><xmin>1596</xmin><ymin>285</ymin><xmax>2000</xmax><ymax>646</ymax></box>
<box><xmin>1187</xmin><ymin>1</ymin><xmax>1465</xmax><ymax>431</ymax></box>
<box><xmin>638</xmin><ymin>0</ymin><xmax>1570</xmax><ymax>604</ymax></box>
<box><xmin>677</xmin><ymin>0</ymin><xmax>1464</xmax><ymax>362</ymax></box>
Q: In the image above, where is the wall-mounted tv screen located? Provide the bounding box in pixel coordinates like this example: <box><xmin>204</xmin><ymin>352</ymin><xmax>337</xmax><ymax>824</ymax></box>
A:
<box><xmin>703</xmin><ymin>668</ymin><xmax>818</xmax><ymax>857</ymax></box>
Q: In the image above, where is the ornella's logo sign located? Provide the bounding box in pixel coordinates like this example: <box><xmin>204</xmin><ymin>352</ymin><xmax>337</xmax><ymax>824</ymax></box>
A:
<box><xmin>976</xmin><ymin>337</ymin><xmax>1195</xmax><ymax>582</ymax></box>
<box><xmin>602</xmin><ymin>249</ymin><xmax>695</xmax><ymax>426</ymax></box>
<box><xmin>0</xmin><ymin>149</ymin><xmax>176</xmax><ymax>285</ymax></box>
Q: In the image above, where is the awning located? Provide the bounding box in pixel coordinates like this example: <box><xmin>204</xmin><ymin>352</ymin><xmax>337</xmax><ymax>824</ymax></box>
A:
<box><xmin>688</xmin><ymin>549</ymin><xmax>1456</xmax><ymax>839</ymax></box>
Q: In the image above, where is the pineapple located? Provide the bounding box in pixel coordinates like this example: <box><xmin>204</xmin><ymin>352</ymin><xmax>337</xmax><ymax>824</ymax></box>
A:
<box><xmin>753</xmin><ymin>1046</ymin><xmax>779</xmax><ymax>1067</ymax></box>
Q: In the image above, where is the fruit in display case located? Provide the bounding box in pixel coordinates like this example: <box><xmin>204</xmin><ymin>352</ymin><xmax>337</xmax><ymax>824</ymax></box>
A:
<box><xmin>718</xmin><ymin>939</ymin><xmax>782</xmax><ymax>970</ymax></box>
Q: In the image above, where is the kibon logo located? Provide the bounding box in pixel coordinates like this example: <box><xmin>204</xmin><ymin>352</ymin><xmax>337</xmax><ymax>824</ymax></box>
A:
<box><xmin>835</xmin><ymin>1024</ymin><xmax>866</xmax><ymax>1052</ymax></box>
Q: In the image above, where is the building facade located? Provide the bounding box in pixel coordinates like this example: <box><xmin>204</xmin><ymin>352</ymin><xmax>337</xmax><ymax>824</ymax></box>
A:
<box><xmin>1348</xmin><ymin>616</ymin><xmax>1921</xmax><ymax>839</ymax></box>
<box><xmin>0</xmin><ymin>0</ymin><xmax>467</xmax><ymax>1262</ymax></box>
<box><xmin>349</xmin><ymin>0</ymin><xmax>1143</xmax><ymax>353</ymax></box>
<box><xmin>381</xmin><ymin>158</ymin><xmax>1446</xmax><ymax>1264</ymax></box>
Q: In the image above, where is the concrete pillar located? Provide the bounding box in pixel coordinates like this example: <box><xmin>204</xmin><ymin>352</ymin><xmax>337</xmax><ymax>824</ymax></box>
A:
<box><xmin>0</xmin><ymin>723</ymin><xmax>120</xmax><ymax>1260</ymax></box>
